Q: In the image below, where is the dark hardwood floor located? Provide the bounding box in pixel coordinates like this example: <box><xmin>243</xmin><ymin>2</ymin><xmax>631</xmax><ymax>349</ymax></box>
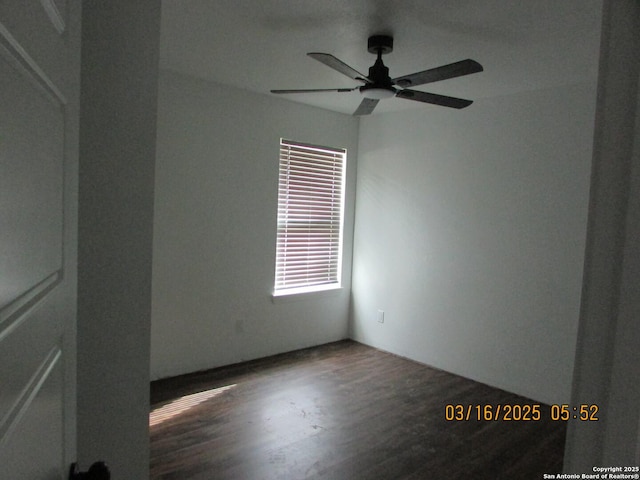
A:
<box><xmin>150</xmin><ymin>340</ymin><xmax>566</xmax><ymax>479</ymax></box>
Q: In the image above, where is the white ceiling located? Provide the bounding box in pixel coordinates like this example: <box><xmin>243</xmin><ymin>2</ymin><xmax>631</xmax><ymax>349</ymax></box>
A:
<box><xmin>160</xmin><ymin>0</ymin><xmax>603</xmax><ymax>115</ymax></box>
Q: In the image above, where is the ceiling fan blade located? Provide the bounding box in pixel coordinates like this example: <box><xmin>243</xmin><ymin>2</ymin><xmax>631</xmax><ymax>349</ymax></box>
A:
<box><xmin>271</xmin><ymin>87</ymin><xmax>357</xmax><ymax>94</ymax></box>
<box><xmin>353</xmin><ymin>98</ymin><xmax>379</xmax><ymax>116</ymax></box>
<box><xmin>308</xmin><ymin>53</ymin><xmax>372</xmax><ymax>83</ymax></box>
<box><xmin>396</xmin><ymin>89</ymin><xmax>473</xmax><ymax>109</ymax></box>
<box><xmin>393</xmin><ymin>59</ymin><xmax>483</xmax><ymax>88</ymax></box>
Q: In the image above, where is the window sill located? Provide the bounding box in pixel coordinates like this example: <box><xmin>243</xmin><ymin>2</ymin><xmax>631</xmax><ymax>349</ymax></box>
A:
<box><xmin>271</xmin><ymin>285</ymin><xmax>343</xmax><ymax>304</ymax></box>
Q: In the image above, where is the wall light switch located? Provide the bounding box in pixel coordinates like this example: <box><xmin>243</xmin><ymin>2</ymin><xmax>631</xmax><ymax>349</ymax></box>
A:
<box><xmin>377</xmin><ymin>309</ymin><xmax>385</xmax><ymax>324</ymax></box>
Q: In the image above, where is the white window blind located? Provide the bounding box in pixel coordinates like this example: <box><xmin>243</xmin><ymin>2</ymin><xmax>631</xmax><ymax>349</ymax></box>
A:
<box><xmin>274</xmin><ymin>139</ymin><xmax>346</xmax><ymax>295</ymax></box>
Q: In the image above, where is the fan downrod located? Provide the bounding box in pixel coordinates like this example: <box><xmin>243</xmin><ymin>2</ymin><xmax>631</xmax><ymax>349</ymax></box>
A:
<box><xmin>367</xmin><ymin>35</ymin><xmax>393</xmax><ymax>55</ymax></box>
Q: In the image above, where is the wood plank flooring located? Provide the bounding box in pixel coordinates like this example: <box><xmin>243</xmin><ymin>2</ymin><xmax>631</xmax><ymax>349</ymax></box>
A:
<box><xmin>150</xmin><ymin>340</ymin><xmax>566</xmax><ymax>479</ymax></box>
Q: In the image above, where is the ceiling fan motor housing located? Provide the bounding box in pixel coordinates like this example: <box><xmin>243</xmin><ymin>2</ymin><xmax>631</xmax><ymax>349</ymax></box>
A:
<box><xmin>360</xmin><ymin>35</ymin><xmax>396</xmax><ymax>98</ymax></box>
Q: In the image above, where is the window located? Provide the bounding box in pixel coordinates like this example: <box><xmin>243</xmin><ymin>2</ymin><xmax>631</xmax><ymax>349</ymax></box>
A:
<box><xmin>273</xmin><ymin>139</ymin><xmax>346</xmax><ymax>296</ymax></box>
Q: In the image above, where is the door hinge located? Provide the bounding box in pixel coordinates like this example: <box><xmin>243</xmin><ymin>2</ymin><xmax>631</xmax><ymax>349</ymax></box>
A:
<box><xmin>69</xmin><ymin>461</ymin><xmax>110</xmax><ymax>480</ymax></box>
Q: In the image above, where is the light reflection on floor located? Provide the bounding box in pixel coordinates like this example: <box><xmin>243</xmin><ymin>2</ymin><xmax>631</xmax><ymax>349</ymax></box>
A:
<box><xmin>149</xmin><ymin>384</ymin><xmax>236</xmax><ymax>427</ymax></box>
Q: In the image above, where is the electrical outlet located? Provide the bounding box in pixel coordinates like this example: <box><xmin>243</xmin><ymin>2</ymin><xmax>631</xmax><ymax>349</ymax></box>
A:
<box><xmin>377</xmin><ymin>309</ymin><xmax>385</xmax><ymax>324</ymax></box>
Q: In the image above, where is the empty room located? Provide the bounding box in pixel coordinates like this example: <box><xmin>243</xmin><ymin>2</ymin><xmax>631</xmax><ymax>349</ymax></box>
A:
<box><xmin>147</xmin><ymin>0</ymin><xmax>640</xmax><ymax>479</ymax></box>
<box><xmin>3</xmin><ymin>1</ymin><xmax>637</xmax><ymax>479</ymax></box>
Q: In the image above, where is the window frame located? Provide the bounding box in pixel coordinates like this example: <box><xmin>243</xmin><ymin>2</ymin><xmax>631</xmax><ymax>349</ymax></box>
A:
<box><xmin>273</xmin><ymin>139</ymin><xmax>347</xmax><ymax>297</ymax></box>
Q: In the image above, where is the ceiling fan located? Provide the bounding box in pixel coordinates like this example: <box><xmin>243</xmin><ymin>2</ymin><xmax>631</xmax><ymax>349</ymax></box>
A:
<box><xmin>271</xmin><ymin>35</ymin><xmax>483</xmax><ymax>116</ymax></box>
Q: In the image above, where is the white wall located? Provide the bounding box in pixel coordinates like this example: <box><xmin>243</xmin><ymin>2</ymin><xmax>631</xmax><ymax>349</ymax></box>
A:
<box><xmin>351</xmin><ymin>82</ymin><xmax>597</xmax><ymax>404</ymax></box>
<box><xmin>564</xmin><ymin>0</ymin><xmax>640</xmax><ymax>469</ymax></box>
<box><xmin>151</xmin><ymin>70</ymin><xmax>358</xmax><ymax>380</ymax></box>
<box><xmin>78</xmin><ymin>2</ymin><xmax>160</xmax><ymax>478</ymax></box>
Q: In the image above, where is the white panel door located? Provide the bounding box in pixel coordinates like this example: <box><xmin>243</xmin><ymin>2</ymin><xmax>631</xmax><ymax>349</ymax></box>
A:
<box><xmin>0</xmin><ymin>1</ymin><xmax>80</xmax><ymax>479</ymax></box>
